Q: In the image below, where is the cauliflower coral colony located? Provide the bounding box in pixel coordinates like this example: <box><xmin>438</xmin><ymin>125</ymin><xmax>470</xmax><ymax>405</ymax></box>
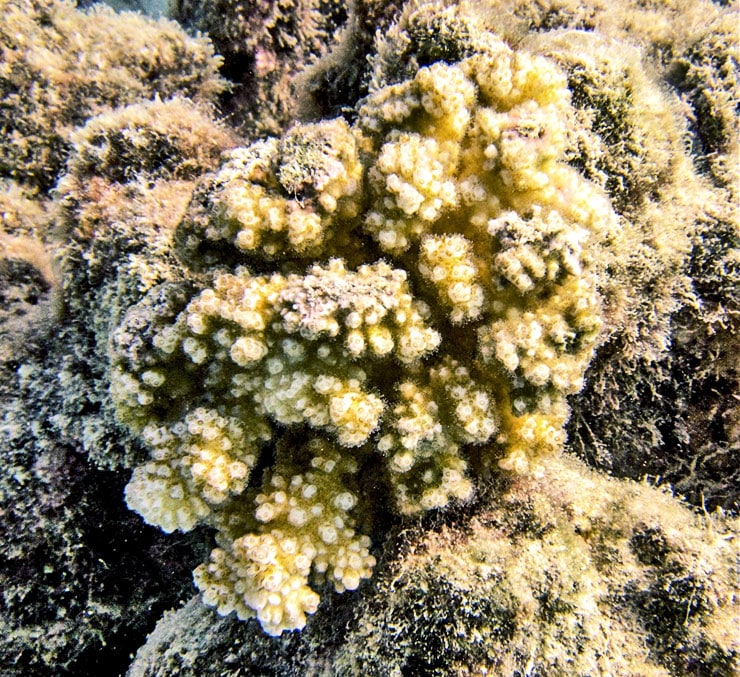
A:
<box><xmin>112</xmin><ymin>29</ymin><xmax>637</xmax><ymax>636</ymax></box>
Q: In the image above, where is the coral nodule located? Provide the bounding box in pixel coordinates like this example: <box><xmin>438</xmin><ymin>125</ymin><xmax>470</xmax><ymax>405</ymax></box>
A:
<box><xmin>110</xmin><ymin>34</ymin><xmax>623</xmax><ymax>636</ymax></box>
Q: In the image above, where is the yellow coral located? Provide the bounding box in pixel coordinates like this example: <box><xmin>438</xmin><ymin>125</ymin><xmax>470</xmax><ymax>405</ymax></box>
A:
<box><xmin>418</xmin><ymin>234</ymin><xmax>485</xmax><ymax>323</ymax></box>
<box><xmin>194</xmin><ymin>440</ymin><xmax>375</xmax><ymax>635</ymax></box>
<box><xmin>378</xmin><ymin>358</ymin><xmax>495</xmax><ymax>514</ymax></box>
<box><xmin>177</xmin><ymin>119</ymin><xmax>363</xmax><ymax>263</ymax></box>
<box><xmin>124</xmin><ymin>407</ymin><xmax>270</xmax><ymax>532</ymax></box>
<box><xmin>111</xmin><ymin>28</ymin><xmax>631</xmax><ymax>634</ymax></box>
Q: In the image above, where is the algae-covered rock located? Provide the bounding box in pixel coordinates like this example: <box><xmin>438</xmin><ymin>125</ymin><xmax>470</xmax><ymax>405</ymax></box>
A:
<box><xmin>0</xmin><ymin>0</ymin><xmax>737</xmax><ymax>673</ymax></box>
<box><xmin>0</xmin><ymin>0</ymin><xmax>225</xmax><ymax>191</ymax></box>
<box><xmin>0</xmin><ymin>2</ymin><xmax>230</xmax><ymax>673</ymax></box>
<box><xmin>127</xmin><ymin>455</ymin><xmax>739</xmax><ymax>676</ymax></box>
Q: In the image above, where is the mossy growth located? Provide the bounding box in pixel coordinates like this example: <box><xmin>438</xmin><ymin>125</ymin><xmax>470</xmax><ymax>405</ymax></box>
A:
<box><xmin>125</xmin><ymin>455</ymin><xmax>740</xmax><ymax>677</ymax></box>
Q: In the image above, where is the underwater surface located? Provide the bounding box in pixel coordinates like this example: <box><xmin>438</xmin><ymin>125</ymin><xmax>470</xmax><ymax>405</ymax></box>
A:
<box><xmin>0</xmin><ymin>0</ymin><xmax>738</xmax><ymax>674</ymax></box>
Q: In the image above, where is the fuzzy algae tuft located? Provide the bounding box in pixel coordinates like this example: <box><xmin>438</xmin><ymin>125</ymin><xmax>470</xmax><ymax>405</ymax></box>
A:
<box><xmin>127</xmin><ymin>455</ymin><xmax>740</xmax><ymax>676</ymax></box>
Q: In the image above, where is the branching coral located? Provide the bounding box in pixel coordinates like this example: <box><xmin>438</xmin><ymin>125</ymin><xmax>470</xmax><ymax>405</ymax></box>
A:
<box><xmin>175</xmin><ymin>119</ymin><xmax>363</xmax><ymax>268</ymax></box>
<box><xmin>110</xmin><ymin>27</ymin><xmax>638</xmax><ymax>634</ymax></box>
<box><xmin>194</xmin><ymin>438</ymin><xmax>375</xmax><ymax>635</ymax></box>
